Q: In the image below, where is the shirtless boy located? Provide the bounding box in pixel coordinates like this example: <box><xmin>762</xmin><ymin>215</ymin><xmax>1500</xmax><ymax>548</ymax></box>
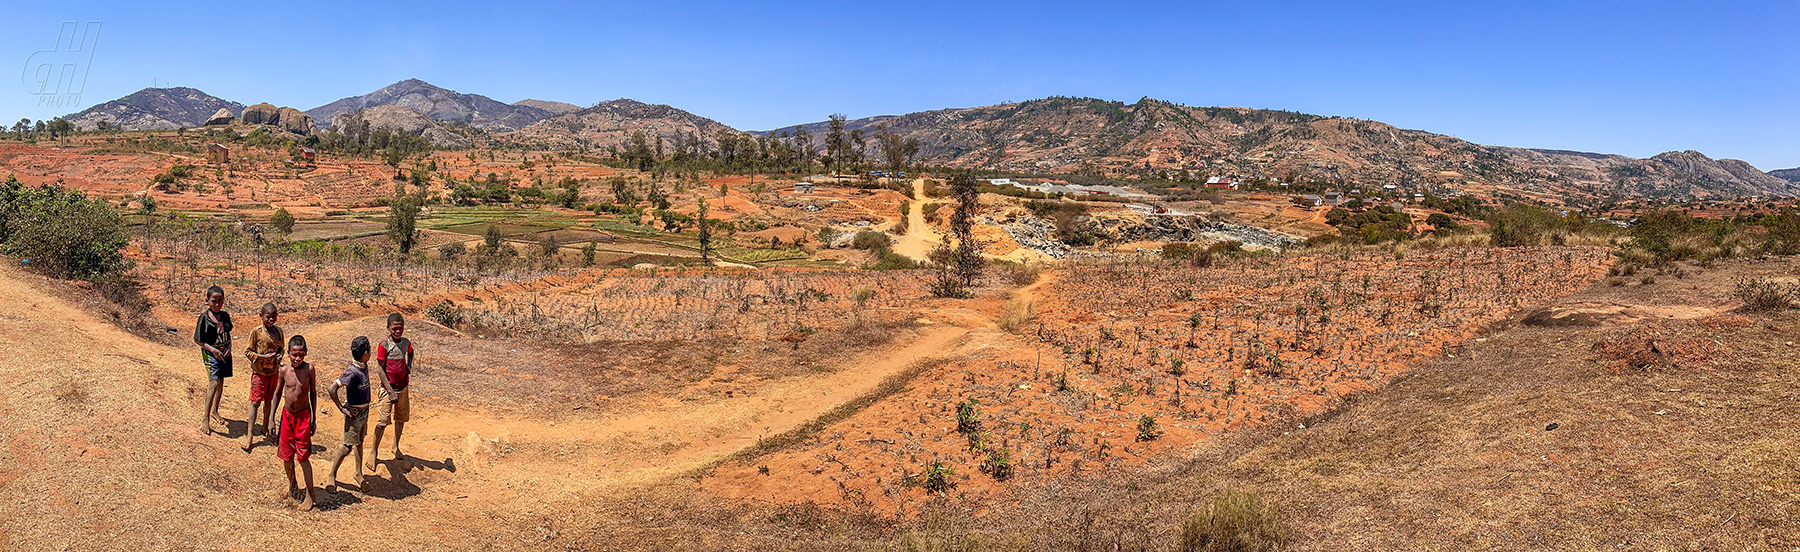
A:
<box><xmin>270</xmin><ymin>335</ymin><xmax>318</xmax><ymax>511</ymax></box>
<box><xmin>242</xmin><ymin>303</ymin><xmax>283</xmax><ymax>452</ymax></box>
<box><xmin>367</xmin><ymin>313</ymin><xmax>413</xmax><ymax>469</ymax></box>
<box><xmin>325</xmin><ymin>336</ymin><xmax>373</xmax><ymax>492</ymax></box>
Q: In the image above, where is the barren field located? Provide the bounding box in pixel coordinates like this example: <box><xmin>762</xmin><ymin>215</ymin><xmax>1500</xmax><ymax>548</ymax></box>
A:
<box><xmin>4</xmin><ymin>134</ymin><xmax>1795</xmax><ymax>550</ymax></box>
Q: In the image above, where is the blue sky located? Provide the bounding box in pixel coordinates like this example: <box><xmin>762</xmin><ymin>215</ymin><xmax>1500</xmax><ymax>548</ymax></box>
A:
<box><xmin>3</xmin><ymin>1</ymin><xmax>1795</xmax><ymax>169</ymax></box>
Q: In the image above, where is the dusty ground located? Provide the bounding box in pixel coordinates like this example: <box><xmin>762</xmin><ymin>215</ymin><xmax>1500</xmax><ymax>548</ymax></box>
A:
<box><xmin>0</xmin><ymin>256</ymin><xmax>1007</xmax><ymax>549</ymax></box>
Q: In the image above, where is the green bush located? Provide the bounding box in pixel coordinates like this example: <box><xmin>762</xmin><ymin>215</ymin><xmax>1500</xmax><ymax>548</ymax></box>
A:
<box><xmin>851</xmin><ymin>231</ymin><xmax>890</xmax><ymax>250</ymax></box>
<box><xmin>1161</xmin><ymin>242</ymin><xmax>1199</xmax><ymax>259</ymax></box>
<box><xmin>269</xmin><ymin>207</ymin><xmax>295</xmax><ymax>235</ymax></box>
<box><xmin>1</xmin><ymin>181</ymin><xmax>130</xmax><ymax>279</ymax></box>
<box><xmin>869</xmin><ymin>250</ymin><xmax>919</xmax><ymax>270</ymax></box>
<box><xmin>426</xmin><ymin>299</ymin><xmax>465</xmax><ymax>328</ymax></box>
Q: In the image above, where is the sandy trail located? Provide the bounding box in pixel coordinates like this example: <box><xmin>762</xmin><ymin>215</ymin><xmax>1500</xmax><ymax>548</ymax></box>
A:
<box><xmin>890</xmin><ymin>178</ymin><xmax>941</xmax><ymax>262</ymax></box>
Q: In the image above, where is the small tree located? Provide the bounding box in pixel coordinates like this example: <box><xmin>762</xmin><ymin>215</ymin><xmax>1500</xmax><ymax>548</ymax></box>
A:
<box><xmin>930</xmin><ymin>174</ymin><xmax>985</xmax><ymax>298</ymax></box>
<box><xmin>269</xmin><ymin>207</ymin><xmax>295</xmax><ymax>235</ymax></box>
<box><xmin>386</xmin><ymin>191</ymin><xmax>423</xmax><ymax>254</ymax></box>
<box><xmin>581</xmin><ymin>241</ymin><xmax>597</xmax><ymax>267</ymax></box>
<box><xmin>696</xmin><ymin>196</ymin><xmax>712</xmax><ymax>264</ymax></box>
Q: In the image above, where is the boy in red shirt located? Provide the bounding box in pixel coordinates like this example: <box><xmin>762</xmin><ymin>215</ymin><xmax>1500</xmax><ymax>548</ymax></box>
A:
<box><xmin>270</xmin><ymin>335</ymin><xmax>318</xmax><ymax>511</ymax></box>
<box><xmin>367</xmin><ymin>313</ymin><xmax>413</xmax><ymax>470</ymax></box>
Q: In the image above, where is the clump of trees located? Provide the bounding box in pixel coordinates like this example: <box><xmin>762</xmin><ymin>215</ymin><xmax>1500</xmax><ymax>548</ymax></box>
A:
<box><xmin>0</xmin><ymin>176</ymin><xmax>129</xmax><ymax>280</ymax></box>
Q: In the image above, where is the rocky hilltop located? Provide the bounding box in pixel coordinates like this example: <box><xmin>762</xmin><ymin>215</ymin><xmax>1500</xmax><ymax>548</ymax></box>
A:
<box><xmin>328</xmin><ymin>105</ymin><xmax>469</xmax><ymax>148</ymax></box>
<box><xmin>504</xmin><ymin>99</ymin><xmax>737</xmax><ymax>150</ymax></box>
<box><xmin>775</xmin><ymin>97</ymin><xmax>1797</xmax><ymax>201</ymax></box>
<box><xmin>307</xmin><ymin>79</ymin><xmax>552</xmax><ymax>132</ymax></box>
<box><xmin>1770</xmin><ymin>167</ymin><xmax>1800</xmax><ymax>184</ymax></box>
<box><xmin>240</xmin><ymin>103</ymin><xmax>317</xmax><ymax>135</ymax></box>
<box><xmin>514</xmin><ymin>99</ymin><xmax>582</xmax><ymax>116</ymax></box>
<box><xmin>63</xmin><ymin>87</ymin><xmax>244</xmax><ymax>131</ymax></box>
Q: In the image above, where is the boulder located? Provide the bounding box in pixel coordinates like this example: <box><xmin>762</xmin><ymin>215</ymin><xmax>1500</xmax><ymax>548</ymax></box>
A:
<box><xmin>202</xmin><ymin>108</ymin><xmax>235</xmax><ymax>126</ymax></box>
<box><xmin>240</xmin><ymin>103</ymin><xmax>279</xmax><ymax>125</ymax></box>
<box><xmin>275</xmin><ymin>107</ymin><xmax>316</xmax><ymax>135</ymax></box>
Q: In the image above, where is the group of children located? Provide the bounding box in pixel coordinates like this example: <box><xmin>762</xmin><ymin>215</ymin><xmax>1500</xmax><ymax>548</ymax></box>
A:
<box><xmin>194</xmin><ymin>285</ymin><xmax>418</xmax><ymax>511</ymax></box>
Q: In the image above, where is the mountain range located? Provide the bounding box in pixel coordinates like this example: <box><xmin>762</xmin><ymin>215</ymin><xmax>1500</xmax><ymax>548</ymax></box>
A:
<box><xmin>55</xmin><ymin>81</ymin><xmax>1800</xmax><ymax>200</ymax></box>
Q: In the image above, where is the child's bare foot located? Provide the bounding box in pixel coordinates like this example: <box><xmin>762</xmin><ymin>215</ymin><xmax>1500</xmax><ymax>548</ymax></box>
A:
<box><xmin>278</xmin><ymin>488</ymin><xmax>297</xmax><ymax>502</ymax></box>
<box><xmin>296</xmin><ymin>492</ymin><xmax>314</xmax><ymax>511</ymax></box>
<box><xmin>354</xmin><ymin>472</ymin><xmax>365</xmax><ymax>489</ymax></box>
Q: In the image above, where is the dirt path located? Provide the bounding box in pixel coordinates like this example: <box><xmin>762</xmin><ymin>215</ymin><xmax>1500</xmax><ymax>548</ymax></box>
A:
<box><xmin>890</xmin><ymin>178</ymin><xmax>941</xmax><ymax>262</ymax></box>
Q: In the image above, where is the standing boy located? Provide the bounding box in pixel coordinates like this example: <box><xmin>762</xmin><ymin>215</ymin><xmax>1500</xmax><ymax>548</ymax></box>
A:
<box><xmin>194</xmin><ymin>286</ymin><xmax>233</xmax><ymax>435</ymax></box>
<box><xmin>270</xmin><ymin>335</ymin><xmax>318</xmax><ymax>511</ymax></box>
<box><xmin>367</xmin><ymin>313</ymin><xmax>413</xmax><ymax>470</ymax></box>
<box><xmin>242</xmin><ymin>303</ymin><xmax>283</xmax><ymax>452</ymax></box>
<box><xmin>325</xmin><ymin>336</ymin><xmax>373</xmax><ymax>492</ymax></box>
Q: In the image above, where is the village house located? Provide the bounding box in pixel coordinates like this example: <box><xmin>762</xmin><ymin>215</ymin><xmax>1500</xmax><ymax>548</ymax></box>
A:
<box><xmin>207</xmin><ymin>143</ymin><xmax>229</xmax><ymax>164</ymax></box>
<box><xmin>1205</xmin><ymin>176</ymin><xmax>1239</xmax><ymax>190</ymax></box>
<box><xmin>793</xmin><ymin>182</ymin><xmax>816</xmax><ymax>194</ymax></box>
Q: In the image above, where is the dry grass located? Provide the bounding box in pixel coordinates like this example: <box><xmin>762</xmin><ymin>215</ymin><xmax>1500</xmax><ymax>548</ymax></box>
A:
<box><xmin>996</xmin><ymin>295</ymin><xmax>1033</xmax><ymax>332</ymax></box>
<box><xmin>1179</xmin><ymin>490</ymin><xmax>1288</xmax><ymax>552</ymax></box>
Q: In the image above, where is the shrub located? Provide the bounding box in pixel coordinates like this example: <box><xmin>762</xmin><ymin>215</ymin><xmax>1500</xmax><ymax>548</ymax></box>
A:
<box><xmin>917</xmin><ymin>460</ymin><xmax>954</xmax><ymax>494</ymax></box>
<box><xmin>1161</xmin><ymin>242</ymin><xmax>1199</xmax><ymax>260</ymax></box>
<box><xmin>426</xmin><ymin>299</ymin><xmax>464</xmax><ymax>328</ymax></box>
<box><xmin>1179</xmin><ymin>490</ymin><xmax>1288</xmax><ymax>552</ymax></box>
<box><xmin>980</xmin><ymin>447</ymin><xmax>1013</xmax><ymax>481</ymax></box>
<box><xmin>269</xmin><ymin>207</ymin><xmax>295</xmax><ymax>235</ymax></box>
<box><xmin>869</xmin><ymin>250</ymin><xmax>919</xmax><ymax>270</ymax></box>
<box><xmin>1734</xmin><ymin>276</ymin><xmax>1799</xmax><ymax>311</ymax></box>
<box><xmin>1137</xmin><ymin>414</ymin><xmax>1161</xmax><ymax>441</ymax></box>
<box><xmin>955</xmin><ymin>398</ymin><xmax>980</xmax><ymax>434</ymax></box>
<box><xmin>438</xmin><ymin>241</ymin><xmax>467</xmax><ymax>260</ymax></box>
<box><xmin>3</xmin><ymin>184</ymin><xmax>130</xmax><ymax>279</ymax></box>
<box><xmin>851</xmin><ymin>231</ymin><xmax>890</xmax><ymax>250</ymax></box>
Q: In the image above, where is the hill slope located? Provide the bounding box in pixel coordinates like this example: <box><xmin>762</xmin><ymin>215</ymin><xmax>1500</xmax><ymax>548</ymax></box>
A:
<box><xmin>307</xmin><ymin>79</ymin><xmax>551</xmax><ymax>132</ymax></box>
<box><xmin>329</xmin><ymin>105</ymin><xmax>470</xmax><ymax>148</ymax></box>
<box><xmin>1769</xmin><ymin>167</ymin><xmax>1800</xmax><ymax>183</ymax></box>
<box><xmin>62</xmin><ymin>87</ymin><xmax>245</xmax><ymax>131</ymax></box>
<box><xmin>774</xmin><ymin>97</ymin><xmax>1796</xmax><ymax>201</ymax></box>
<box><xmin>513</xmin><ymin>99</ymin><xmax>582</xmax><ymax>116</ymax></box>
<box><xmin>502</xmin><ymin>99</ymin><xmax>738</xmax><ymax>150</ymax></box>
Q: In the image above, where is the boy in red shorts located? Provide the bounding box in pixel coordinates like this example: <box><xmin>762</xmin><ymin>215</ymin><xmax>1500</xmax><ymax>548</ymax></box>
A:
<box><xmin>367</xmin><ymin>313</ymin><xmax>413</xmax><ymax>470</ymax></box>
<box><xmin>242</xmin><ymin>303</ymin><xmax>283</xmax><ymax>452</ymax></box>
<box><xmin>270</xmin><ymin>335</ymin><xmax>318</xmax><ymax>511</ymax></box>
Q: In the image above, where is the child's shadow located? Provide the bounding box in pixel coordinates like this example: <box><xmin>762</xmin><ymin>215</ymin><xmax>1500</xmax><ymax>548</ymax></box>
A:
<box><xmin>361</xmin><ymin>455</ymin><xmax>457</xmax><ymax>502</ymax></box>
<box><xmin>313</xmin><ymin>484</ymin><xmax>366</xmax><ymax>511</ymax></box>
